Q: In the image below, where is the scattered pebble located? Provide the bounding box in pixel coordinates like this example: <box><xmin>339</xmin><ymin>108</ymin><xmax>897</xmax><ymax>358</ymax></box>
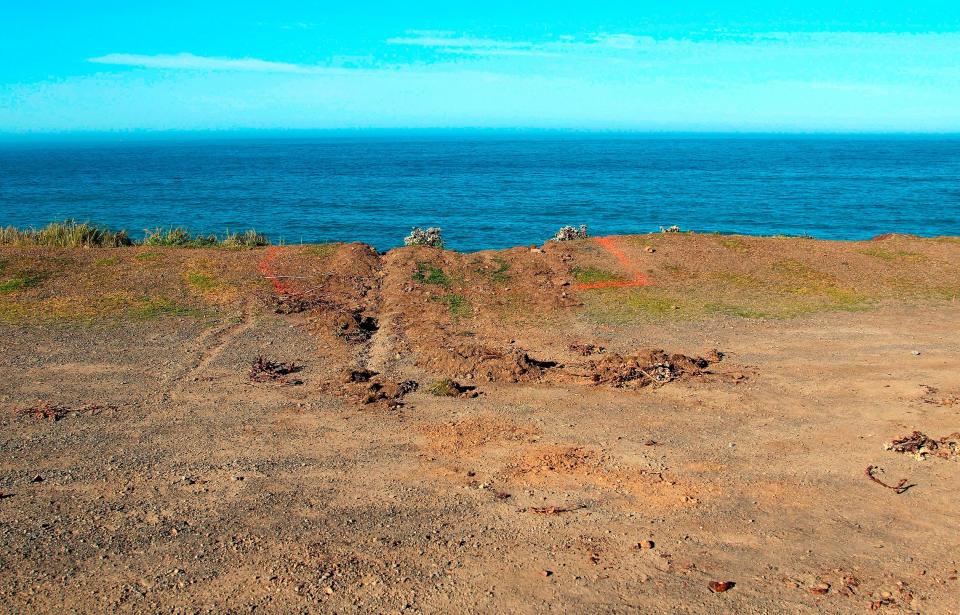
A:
<box><xmin>638</xmin><ymin>540</ymin><xmax>655</xmax><ymax>550</ymax></box>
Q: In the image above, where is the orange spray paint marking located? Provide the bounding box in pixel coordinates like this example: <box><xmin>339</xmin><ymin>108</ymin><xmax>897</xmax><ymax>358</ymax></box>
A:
<box><xmin>258</xmin><ymin>246</ymin><xmax>293</xmax><ymax>295</ymax></box>
<box><xmin>576</xmin><ymin>236</ymin><xmax>651</xmax><ymax>290</ymax></box>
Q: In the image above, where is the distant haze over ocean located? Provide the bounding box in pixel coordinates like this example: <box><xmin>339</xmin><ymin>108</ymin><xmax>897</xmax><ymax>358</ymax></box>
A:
<box><xmin>1</xmin><ymin>135</ymin><xmax>958</xmax><ymax>251</ymax></box>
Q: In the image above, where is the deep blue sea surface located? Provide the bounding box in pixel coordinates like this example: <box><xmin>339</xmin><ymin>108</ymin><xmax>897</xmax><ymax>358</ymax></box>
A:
<box><xmin>1</xmin><ymin>136</ymin><xmax>958</xmax><ymax>251</ymax></box>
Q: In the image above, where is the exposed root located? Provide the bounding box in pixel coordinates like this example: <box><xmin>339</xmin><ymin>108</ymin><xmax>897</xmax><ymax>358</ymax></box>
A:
<box><xmin>864</xmin><ymin>465</ymin><xmax>911</xmax><ymax>494</ymax></box>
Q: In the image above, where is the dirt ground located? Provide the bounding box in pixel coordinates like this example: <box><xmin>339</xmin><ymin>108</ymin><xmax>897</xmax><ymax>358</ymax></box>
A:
<box><xmin>1</xmin><ymin>234</ymin><xmax>959</xmax><ymax>614</ymax></box>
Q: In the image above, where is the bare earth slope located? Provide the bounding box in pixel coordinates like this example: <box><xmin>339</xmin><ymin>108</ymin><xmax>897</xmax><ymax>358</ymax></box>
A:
<box><xmin>1</xmin><ymin>234</ymin><xmax>958</xmax><ymax>613</ymax></box>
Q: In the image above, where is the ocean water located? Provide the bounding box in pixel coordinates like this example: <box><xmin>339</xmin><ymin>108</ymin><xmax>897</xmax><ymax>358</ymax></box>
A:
<box><xmin>1</xmin><ymin>136</ymin><xmax>958</xmax><ymax>251</ymax></box>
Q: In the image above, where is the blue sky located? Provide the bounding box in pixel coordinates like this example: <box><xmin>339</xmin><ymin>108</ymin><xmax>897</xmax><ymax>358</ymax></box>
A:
<box><xmin>1</xmin><ymin>1</ymin><xmax>959</xmax><ymax>134</ymax></box>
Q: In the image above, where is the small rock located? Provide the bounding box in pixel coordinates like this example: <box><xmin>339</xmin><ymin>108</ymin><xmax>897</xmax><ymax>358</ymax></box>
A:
<box><xmin>708</xmin><ymin>581</ymin><xmax>735</xmax><ymax>593</ymax></box>
<box><xmin>540</xmin><ymin>570</ymin><xmax>553</xmax><ymax>577</ymax></box>
<box><xmin>638</xmin><ymin>540</ymin><xmax>655</xmax><ymax>550</ymax></box>
<box><xmin>911</xmin><ymin>351</ymin><xmax>921</xmax><ymax>356</ymax></box>
<box><xmin>31</xmin><ymin>475</ymin><xmax>44</xmax><ymax>483</ymax></box>
<box><xmin>808</xmin><ymin>582</ymin><xmax>830</xmax><ymax>595</ymax></box>
<box><xmin>644</xmin><ymin>246</ymin><xmax>656</xmax><ymax>253</ymax></box>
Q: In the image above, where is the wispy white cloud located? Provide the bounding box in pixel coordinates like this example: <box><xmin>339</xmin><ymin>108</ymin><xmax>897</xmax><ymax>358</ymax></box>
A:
<box><xmin>386</xmin><ymin>31</ymin><xmax>661</xmax><ymax>58</ymax></box>
<box><xmin>591</xmin><ymin>33</ymin><xmax>657</xmax><ymax>49</ymax></box>
<box><xmin>88</xmin><ymin>53</ymin><xmax>347</xmax><ymax>74</ymax></box>
<box><xmin>386</xmin><ymin>34</ymin><xmax>534</xmax><ymax>50</ymax></box>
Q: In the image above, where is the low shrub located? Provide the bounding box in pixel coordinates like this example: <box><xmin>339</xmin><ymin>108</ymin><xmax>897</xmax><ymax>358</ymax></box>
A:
<box><xmin>404</xmin><ymin>227</ymin><xmax>444</xmax><ymax>248</ymax></box>
<box><xmin>551</xmin><ymin>225</ymin><xmax>588</xmax><ymax>242</ymax></box>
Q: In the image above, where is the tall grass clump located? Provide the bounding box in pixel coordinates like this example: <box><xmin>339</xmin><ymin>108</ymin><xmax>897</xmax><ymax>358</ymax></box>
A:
<box><xmin>142</xmin><ymin>227</ymin><xmax>270</xmax><ymax>248</ymax></box>
<box><xmin>0</xmin><ymin>220</ymin><xmax>133</xmax><ymax>247</ymax></box>
<box><xmin>221</xmin><ymin>230</ymin><xmax>270</xmax><ymax>248</ymax></box>
<box><xmin>2</xmin><ymin>221</ymin><xmax>271</xmax><ymax>249</ymax></box>
<box><xmin>142</xmin><ymin>228</ymin><xmax>218</xmax><ymax>247</ymax></box>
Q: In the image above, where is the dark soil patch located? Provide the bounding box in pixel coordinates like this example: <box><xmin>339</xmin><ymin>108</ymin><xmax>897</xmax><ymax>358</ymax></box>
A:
<box><xmin>249</xmin><ymin>356</ymin><xmax>303</xmax><ymax>385</ymax></box>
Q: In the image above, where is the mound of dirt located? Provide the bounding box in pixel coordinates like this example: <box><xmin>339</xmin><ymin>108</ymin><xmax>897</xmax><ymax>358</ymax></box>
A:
<box><xmin>514</xmin><ymin>446</ymin><xmax>605</xmax><ymax>477</ymax></box>
<box><xmin>885</xmin><ymin>431</ymin><xmax>960</xmax><ymax>460</ymax></box>
<box><xmin>586</xmin><ymin>348</ymin><xmax>716</xmax><ymax>388</ymax></box>
<box><xmin>341</xmin><ymin>368</ymin><xmax>418</xmax><ymax>407</ymax></box>
<box><xmin>424</xmin><ymin>344</ymin><xmax>558</xmax><ymax>383</ymax></box>
<box><xmin>420</xmin><ymin>417</ymin><xmax>537</xmax><ymax>455</ymax></box>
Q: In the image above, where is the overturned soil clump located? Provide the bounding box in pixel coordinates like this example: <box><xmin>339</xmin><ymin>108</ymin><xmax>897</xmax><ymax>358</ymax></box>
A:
<box><xmin>587</xmin><ymin>348</ymin><xmax>719</xmax><ymax>388</ymax></box>
<box><xmin>249</xmin><ymin>356</ymin><xmax>303</xmax><ymax>385</ymax></box>
<box><xmin>885</xmin><ymin>431</ymin><xmax>960</xmax><ymax>460</ymax></box>
<box><xmin>342</xmin><ymin>368</ymin><xmax>418</xmax><ymax>407</ymax></box>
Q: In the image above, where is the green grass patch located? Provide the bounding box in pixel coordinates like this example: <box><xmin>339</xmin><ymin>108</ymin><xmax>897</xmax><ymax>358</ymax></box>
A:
<box><xmin>0</xmin><ymin>275</ymin><xmax>41</xmax><ymax>294</ymax></box>
<box><xmin>428</xmin><ymin>379</ymin><xmax>459</xmax><ymax>397</ymax></box>
<box><xmin>860</xmin><ymin>247</ymin><xmax>921</xmax><ymax>261</ymax></box>
<box><xmin>184</xmin><ymin>271</ymin><xmax>219</xmax><ymax>291</ymax></box>
<box><xmin>486</xmin><ymin>256</ymin><xmax>511</xmax><ymax>283</ymax></box>
<box><xmin>572</xmin><ymin>266</ymin><xmax>625</xmax><ymax>284</ymax></box>
<box><xmin>582</xmin><ymin>288</ymin><xmax>687</xmax><ymax>324</ymax></box>
<box><xmin>704</xmin><ymin>303</ymin><xmax>771</xmax><ymax>319</ymax></box>
<box><xmin>719</xmin><ymin>237</ymin><xmax>749</xmax><ymax>252</ymax></box>
<box><xmin>435</xmin><ymin>293</ymin><xmax>470</xmax><ymax>318</ymax></box>
<box><xmin>134</xmin><ymin>297</ymin><xmax>209</xmax><ymax>320</ymax></box>
<box><xmin>135</xmin><ymin>251</ymin><xmax>163</xmax><ymax>262</ymax></box>
<box><xmin>413</xmin><ymin>262</ymin><xmax>451</xmax><ymax>287</ymax></box>
<box><xmin>304</xmin><ymin>243</ymin><xmax>339</xmax><ymax>258</ymax></box>
<box><xmin>94</xmin><ymin>256</ymin><xmax>121</xmax><ymax>266</ymax></box>
<box><xmin>710</xmin><ymin>271</ymin><xmax>762</xmax><ymax>289</ymax></box>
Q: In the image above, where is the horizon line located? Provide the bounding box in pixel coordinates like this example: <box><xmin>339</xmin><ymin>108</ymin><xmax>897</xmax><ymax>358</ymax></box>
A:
<box><xmin>2</xmin><ymin>127</ymin><xmax>960</xmax><ymax>144</ymax></box>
